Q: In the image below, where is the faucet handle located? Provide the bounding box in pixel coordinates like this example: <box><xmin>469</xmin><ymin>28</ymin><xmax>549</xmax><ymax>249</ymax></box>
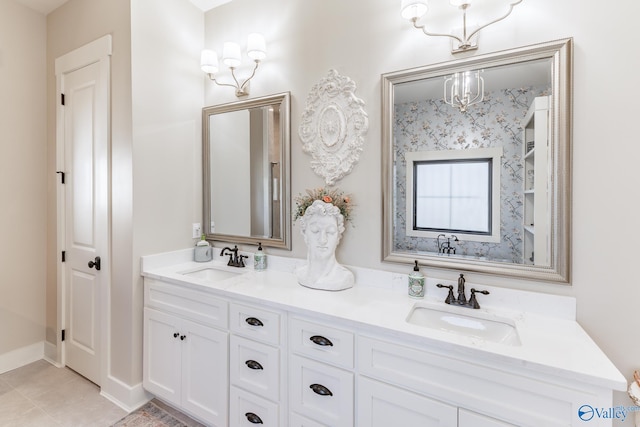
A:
<box><xmin>469</xmin><ymin>288</ymin><xmax>490</xmax><ymax>309</ymax></box>
<box><xmin>436</xmin><ymin>283</ymin><xmax>455</xmax><ymax>304</ymax></box>
<box><xmin>238</xmin><ymin>254</ymin><xmax>248</xmax><ymax>267</ymax></box>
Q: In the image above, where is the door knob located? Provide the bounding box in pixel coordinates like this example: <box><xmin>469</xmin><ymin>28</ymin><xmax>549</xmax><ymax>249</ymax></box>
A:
<box><xmin>88</xmin><ymin>256</ymin><xmax>101</xmax><ymax>271</ymax></box>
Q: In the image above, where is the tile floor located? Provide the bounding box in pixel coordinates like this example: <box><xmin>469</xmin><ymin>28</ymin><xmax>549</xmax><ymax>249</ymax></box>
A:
<box><xmin>0</xmin><ymin>359</ymin><xmax>127</xmax><ymax>426</ymax></box>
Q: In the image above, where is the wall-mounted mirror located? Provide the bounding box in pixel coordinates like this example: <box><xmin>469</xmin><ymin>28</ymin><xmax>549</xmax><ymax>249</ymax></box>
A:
<box><xmin>203</xmin><ymin>92</ymin><xmax>291</xmax><ymax>249</ymax></box>
<box><xmin>382</xmin><ymin>39</ymin><xmax>572</xmax><ymax>282</ymax></box>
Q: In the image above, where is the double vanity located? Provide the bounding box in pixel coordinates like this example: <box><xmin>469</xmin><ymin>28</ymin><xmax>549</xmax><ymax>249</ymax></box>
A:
<box><xmin>141</xmin><ymin>248</ymin><xmax>625</xmax><ymax>427</ymax></box>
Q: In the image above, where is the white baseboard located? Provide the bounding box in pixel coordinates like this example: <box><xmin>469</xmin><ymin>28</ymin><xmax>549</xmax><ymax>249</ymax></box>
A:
<box><xmin>43</xmin><ymin>341</ymin><xmax>63</xmax><ymax>367</ymax></box>
<box><xmin>0</xmin><ymin>341</ymin><xmax>45</xmax><ymax>374</ymax></box>
<box><xmin>101</xmin><ymin>374</ymin><xmax>152</xmax><ymax>413</ymax></box>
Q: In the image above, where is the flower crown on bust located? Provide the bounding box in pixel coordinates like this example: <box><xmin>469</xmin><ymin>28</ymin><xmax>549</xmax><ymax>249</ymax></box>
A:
<box><xmin>294</xmin><ymin>187</ymin><xmax>353</xmax><ymax>224</ymax></box>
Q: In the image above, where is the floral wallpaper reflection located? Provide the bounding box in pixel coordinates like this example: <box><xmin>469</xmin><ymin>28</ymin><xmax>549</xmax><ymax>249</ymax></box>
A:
<box><xmin>394</xmin><ymin>85</ymin><xmax>550</xmax><ymax>263</ymax></box>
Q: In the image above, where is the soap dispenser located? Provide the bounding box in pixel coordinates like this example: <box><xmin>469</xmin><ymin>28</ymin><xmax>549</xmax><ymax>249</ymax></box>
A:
<box><xmin>254</xmin><ymin>242</ymin><xmax>267</xmax><ymax>271</ymax></box>
<box><xmin>194</xmin><ymin>234</ymin><xmax>213</xmax><ymax>262</ymax></box>
<box><xmin>408</xmin><ymin>260</ymin><xmax>425</xmax><ymax>298</ymax></box>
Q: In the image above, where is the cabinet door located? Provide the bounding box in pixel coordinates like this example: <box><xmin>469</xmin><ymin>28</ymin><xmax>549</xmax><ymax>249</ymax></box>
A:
<box><xmin>459</xmin><ymin>409</ymin><xmax>517</xmax><ymax>427</ymax></box>
<box><xmin>358</xmin><ymin>377</ymin><xmax>457</xmax><ymax>427</ymax></box>
<box><xmin>143</xmin><ymin>308</ymin><xmax>182</xmax><ymax>404</ymax></box>
<box><xmin>181</xmin><ymin>318</ymin><xmax>228</xmax><ymax>427</ymax></box>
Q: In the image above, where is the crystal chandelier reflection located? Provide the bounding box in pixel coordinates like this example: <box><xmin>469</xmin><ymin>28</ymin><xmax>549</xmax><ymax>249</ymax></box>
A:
<box><xmin>443</xmin><ymin>70</ymin><xmax>484</xmax><ymax>112</ymax></box>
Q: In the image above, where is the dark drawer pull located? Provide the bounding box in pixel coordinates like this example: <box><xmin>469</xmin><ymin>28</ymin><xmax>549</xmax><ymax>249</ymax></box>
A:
<box><xmin>245</xmin><ymin>412</ymin><xmax>263</xmax><ymax>424</ymax></box>
<box><xmin>310</xmin><ymin>383</ymin><xmax>333</xmax><ymax>396</ymax></box>
<box><xmin>309</xmin><ymin>335</ymin><xmax>333</xmax><ymax>347</ymax></box>
<box><xmin>245</xmin><ymin>317</ymin><xmax>264</xmax><ymax>327</ymax></box>
<box><xmin>245</xmin><ymin>360</ymin><xmax>264</xmax><ymax>370</ymax></box>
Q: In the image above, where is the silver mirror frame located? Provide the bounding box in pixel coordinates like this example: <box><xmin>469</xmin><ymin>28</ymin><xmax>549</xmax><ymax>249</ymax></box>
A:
<box><xmin>382</xmin><ymin>39</ymin><xmax>572</xmax><ymax>283</ymax></box>
<box><xmin>203</xmin><ymin>92</ymin><xmax>292</xmax><ymax>250</ymax></box>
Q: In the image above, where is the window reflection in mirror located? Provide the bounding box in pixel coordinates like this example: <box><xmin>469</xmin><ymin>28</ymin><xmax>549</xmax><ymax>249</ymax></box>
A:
<box><xmin>405</xmin><ymin>148</ymin><xmax>502</xmax><ymax>244</ymax></box>
<box><xmin>414</xmin><ymin>160</ymin><xmax>491</xmax><ymax>233</ymax></box>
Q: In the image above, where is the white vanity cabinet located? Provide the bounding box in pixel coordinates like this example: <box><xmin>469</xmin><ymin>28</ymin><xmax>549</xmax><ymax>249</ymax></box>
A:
<box><xmin>142</xmin><ymin>250</ymin><xmax>624</xmax><ymax>427</ymax></box>
<box><xmin>357</xmin><ymin>335</ymin><xmax>615</xmax><ymax>427</ymax></box>
<box><xmin>228</xmin><ymin>302</ymin><xmax>286</xmax><ymax>426</ymax></box>
<box><xmin>288</xmin><ymin>316</ymin><xmax>355</xmax><ymax>427</ymax></box>
<box><xmin>143</xmin><ymin>279</ymin><xmax>229</xmax><ymax>426</ymax></box>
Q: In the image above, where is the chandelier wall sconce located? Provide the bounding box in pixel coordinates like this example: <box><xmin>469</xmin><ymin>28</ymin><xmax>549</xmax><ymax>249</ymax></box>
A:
<box><xmin>401</xmin><ymin>0</ymin><xmax>523</xmax><ymax>53</ymax></box>
<box><xmin>201</xmin><ymin>33</ymin><xmax>266</xmax><ymax>97</ymax></box>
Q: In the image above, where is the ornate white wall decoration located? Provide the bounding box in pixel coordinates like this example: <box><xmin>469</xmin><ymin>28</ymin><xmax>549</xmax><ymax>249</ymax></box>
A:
<box><xmin>299</xmin><ymin>69</ymin><xmax>369</xmax><ymax>186</ymax></box>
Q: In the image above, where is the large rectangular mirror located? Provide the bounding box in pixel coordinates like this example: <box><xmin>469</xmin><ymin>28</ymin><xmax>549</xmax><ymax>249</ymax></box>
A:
<box><xmin>382</xmin><ymin>39</ymin><xmax>572</xmax><ymax>282</ymax></box>
<box><xmin>203</xmin><ymin>92</ymin><xmax>291</xmax><ymax>249</ymax></box>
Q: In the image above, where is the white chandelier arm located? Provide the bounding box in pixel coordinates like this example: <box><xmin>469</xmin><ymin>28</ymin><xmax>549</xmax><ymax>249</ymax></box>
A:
<box><xmin>238</xmin><ymin>60</ymin><xmax>261</xmax><ymax>92</ymax></box>
<box><xmin>411</xmin><ymin>18</ymin><xmax>465</xmax><ymax>45</ymax></box>
<box><xmin>206</xmin><ymin>60</ymin><xmax>261</xmax><ymax>97</ymax></box>
<box><xmin>409</xmin><ymin>0</ymin><xmax>523</xmax><ymax>52</ymax></box>
<box><xmin>464</xmin><ymin>0</ymin><xmax>523</xmax><ymax>44</ymax></box>
<box><xmin>206</xmin><ymin>74</ymin><xmax>241</xmax><ymax>90</ymax></box>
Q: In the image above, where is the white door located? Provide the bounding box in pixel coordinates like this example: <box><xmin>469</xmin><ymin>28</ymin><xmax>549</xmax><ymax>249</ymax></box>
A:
<box><xmin>56</xmin><ymin>36</ymin><xmax>111</xmax><ymax>386</ymax></box>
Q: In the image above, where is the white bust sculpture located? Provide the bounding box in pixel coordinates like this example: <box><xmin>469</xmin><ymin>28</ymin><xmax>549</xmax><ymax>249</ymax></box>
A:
<box><xmin>296</xmin><ymin>200</ymin><xmax>354</xmax><ymax>291</ymax></box>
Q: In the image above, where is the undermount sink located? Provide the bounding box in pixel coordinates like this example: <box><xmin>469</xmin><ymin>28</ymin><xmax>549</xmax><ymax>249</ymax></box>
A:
<box><xmin>406</xmin><ymin>303</ymin><xmax>521</xmax><ymax>346</ymax></box>
<box><xmin>180</xmin><ymin>266</ymin><xmax>243</xmax><ymax>282</ymax></box>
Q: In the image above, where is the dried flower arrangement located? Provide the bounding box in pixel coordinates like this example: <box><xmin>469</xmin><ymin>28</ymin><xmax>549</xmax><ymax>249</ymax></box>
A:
<box><xmin>294</xmin><ymin>187</ymin><xmax>353</xmax><ymax>223</ymax></box>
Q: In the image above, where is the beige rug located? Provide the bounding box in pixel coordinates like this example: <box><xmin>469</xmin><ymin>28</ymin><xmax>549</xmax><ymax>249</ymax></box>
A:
<box><xmin>111</xmin><ymin>400</ymin><xmax>195</xmax><ymax>427</ymax></box>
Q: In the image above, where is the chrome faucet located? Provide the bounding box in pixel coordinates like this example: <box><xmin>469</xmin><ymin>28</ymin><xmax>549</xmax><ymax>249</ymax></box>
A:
<box><xmin>436</xmin><ymin>273</ymin><xmax>489</xmax><ymax>309</ymax></box>
<box><xmin>220</xmin><ymin>245</ymin><xmax>247</xmax><ymax>267</ymax></box>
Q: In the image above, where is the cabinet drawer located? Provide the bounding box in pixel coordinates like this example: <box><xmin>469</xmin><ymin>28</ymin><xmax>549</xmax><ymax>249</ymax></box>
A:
<box><xmin>230</xmin><ymin>335</ymin><xmax>280</xmax><ymax>401</ymax></box>
<box><xmin>144</xmin><ymin>278</ymin><xmax>228</xmax><ymax>329</ymax></box>
<box><xmin>289</xmin><ymin>317</ymin><xmax>354</xmax><ymax>369</ymax></box>
<box><xmin>289</xmin><ymin>355</ymin><xmax>353</xmax><ymax>427</ymax></box>
<box><xmin>230</xmin><ymin>386</ymin><xmax>280</xmax><ymax>426</ymax></box>
<box><xmin>230</xmin><ymin>302</ymin><xmax>281</xmax><ymax>345</ymax></box>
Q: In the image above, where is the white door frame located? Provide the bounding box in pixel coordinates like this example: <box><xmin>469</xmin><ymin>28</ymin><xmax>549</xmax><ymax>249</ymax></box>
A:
<box><xmin>55</xmin><ymin>34</ymin><xmax>112</xmax><ymax>386</ymax></box>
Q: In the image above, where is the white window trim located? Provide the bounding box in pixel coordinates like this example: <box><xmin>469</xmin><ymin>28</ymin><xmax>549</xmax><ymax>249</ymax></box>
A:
<box><xmin>405</xmin><ymin>147</ymin><xmax>503</xmax><ymax>243</ymax></box>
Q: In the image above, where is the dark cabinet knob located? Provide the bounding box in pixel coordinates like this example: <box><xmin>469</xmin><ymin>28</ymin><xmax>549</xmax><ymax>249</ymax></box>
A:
<box><xmin>173</xmin><ymin>333</ymin><xmax>179</xmax><ymax>338</ymax></box>
<box><xmin>309</xmin><ymin>335</ymin><xmax>333</xmax><ymax>347</ymax></box>
<box><xmin>180</xmin><ymin>335</ymin><xmax>186</xmax><ymax>340</ymax></box>
<box><xmin>245</xmin><ymin>317</ymin><xmax>264</xmax><ymax>327</ymax></box>
<box><xmin>245</xmin><ymin>412</ymin><xmax>263</xmax><ymax>424</ymax></box>
<box><xmin>245</xmin><ymin>360</ymin><xmax>264</xmax><ymax>370</ymax></box>
<box><xmin>310</xmin><ymin>383</ymin><xmax>333</xmax><ymax>396</ymax></box>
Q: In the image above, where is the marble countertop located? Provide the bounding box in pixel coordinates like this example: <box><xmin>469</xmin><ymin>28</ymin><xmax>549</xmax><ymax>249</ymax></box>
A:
<box><xmin>141</xmin><ymin>248</ymin><xmax>626</xmax><ymax>392</ymax></box>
